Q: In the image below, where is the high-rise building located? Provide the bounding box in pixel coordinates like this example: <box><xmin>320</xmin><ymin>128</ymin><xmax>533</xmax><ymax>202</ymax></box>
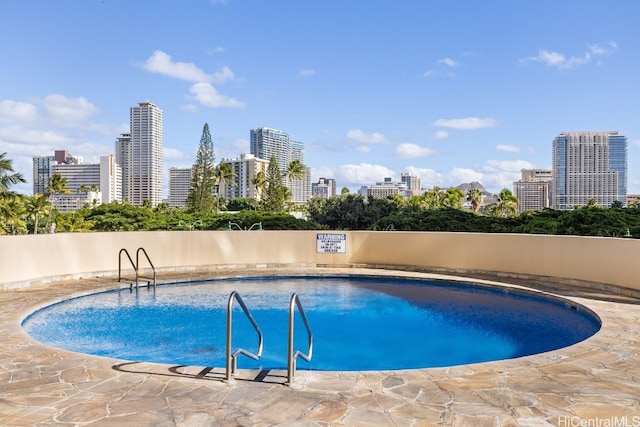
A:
<box><xmin>552</xmin><ymin>131</ymin><xmax>627</xmax><ymax>209</ymax></box>
<box><xmin>168</xmin><ymin>167</ymin><xmax>192</xmax><ymax>208</ymax></box>
<box><xmin>219</xmin><ymin>154</ymin><xmax>269</xmax><ymax>200</ymax></box>
<box><xmin>366</xmin><ymin>177</ymin><xmax>410</xmax><ymax>199</ymax></box>
<box><xmin>249</xmin><ymin>127</ymin><xmax>311</xmax><ymax>203</ymax></box>
<box><xmin>100</xmin><ymin>155</ymin><xmax>122</xmax><ymax>204</ymax></box>
<box><xmin>32</xmin><ymin>150</ymin><xmax>82</xmax><ymax>195</ymax></box>
<box><xmin>114</xmin><ymin>133</ymin><xmax>131</xmax><ymax>201</ymax></box>
<box><xmin>400</xmin><ymin>173</ymin><xmax>422</xmax><ymax>196</ymax></box>
<box><xmin>312</xmin><ymin>178</ymin><xmax>337</xmax><ymax>198</ymax></box>
<box><xmin>120</xmin><ymin>102</ymin><xmax>163</xmax><ymax>206</ymax></box>
<box><xmin>250</xmin><ymin>127</ymin><xmax>291</xmax><ymax>171</ymax></box>
<box><xmin>513</xmin><ymin>169</ymin><xmax>553</xmax><ymax>213</ymax></box>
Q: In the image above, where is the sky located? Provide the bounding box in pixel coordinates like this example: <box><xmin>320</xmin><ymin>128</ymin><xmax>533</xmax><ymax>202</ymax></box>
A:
<box><xmin>2</xmin><ymin>0</ymin><xmax>640</xmax><ymax>197</ymax></box>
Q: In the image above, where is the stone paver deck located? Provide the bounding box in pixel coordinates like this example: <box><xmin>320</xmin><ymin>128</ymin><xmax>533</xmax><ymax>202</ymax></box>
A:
<box><xmin>2</xmin><ymin>267</ymin><xmax>640</xmax><ymax>426</ymax></box>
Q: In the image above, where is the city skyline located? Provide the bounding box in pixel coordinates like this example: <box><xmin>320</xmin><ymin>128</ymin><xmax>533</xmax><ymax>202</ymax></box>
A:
<box><xmin>1</xmin><ymin>1</ymin><xmax>640</xmax><ymax>197</ymax></box>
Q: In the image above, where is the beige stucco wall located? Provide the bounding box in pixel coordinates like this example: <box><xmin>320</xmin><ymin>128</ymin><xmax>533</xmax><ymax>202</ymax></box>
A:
<box><xmin>1</xmin><ymin>231</ymin><xmax>638</xmax><ymax>292</ymax></box>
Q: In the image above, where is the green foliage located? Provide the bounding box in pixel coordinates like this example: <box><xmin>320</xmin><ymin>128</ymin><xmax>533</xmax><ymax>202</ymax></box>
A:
<box><xmin>84</xmin><ymin>202</ymin><xmax>157</xmax><ymax>231</ymax></box>
<box><xmin>186</xmin><ymin>123</ymin><xmax>217</xmax><ymax>213</ymax></box>
<box><xmin>261</xmin><ymin>155</ymin><xmax>288</xmax><ymax>212</ymax></box>
<box><xmin>215</xmin><ymin>162</ymin><xmax>236</xmax><ymax>211</ymax></box>
<box><xmin>226</xmin><ymin>198</ymin><xmax>259</xmax><ymax>211</ymax></box>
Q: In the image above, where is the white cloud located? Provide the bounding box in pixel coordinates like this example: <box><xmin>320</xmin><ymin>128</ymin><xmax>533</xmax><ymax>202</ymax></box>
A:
<box><xmin>587</xmin><ymin>41</ymin><xmax>617</xmax><ymax>56</ymax></box>
<box><xmin>395</xmin><ymin>143</ymin><xmax>436</xmax><ymax>158</ymax></box>
<box><xmin>437</xmin><ymin>57</ymin><xmax>458</xmax><ymax>67</ymax></box>
<box><xmin>0</xmin><ymin>125</ymin><xmax>71</xmax><ymax>145</ymax></box>
<box><xmin>496</xmin><ymin>144</ymin><xmax>521</xmax><ymax>153</ymax></box>
<box><xmin>434</xmin><ymin>130</ymin><xmax>449</xmax><ymax>139</ymax></box>
<box><xmin>433</xmin><ymin>117</ymin><xmax>498</xmax><ymax>130</ymax></box>
<box><xmin>356</xmin><ymin>146</ymin><xmax>370</xmax><ymax>153</ymax></box>
<box><xmin>346</xmin><ymin>129</ymin><xmax>387</xmax><ymax>144</ymax></box>
<box><xmin>42</xmin><ymin>94</ymin><xmax>99</xmax><ymax>124</ymax></box>
<box><xmin>336</xmin><ymin>163</ymin><xmax>396</xmax><ymax>186</ymax></box>
<box><xmin>448</xmin><ymin>167</ymin><xmax>484</xmax><ymax>184</ymax></box>
<box><xmin>163</xmin><ymin>147</ymin><xmax>188</xmax><ymax>161</ymax></box>
<box><xmin>189</xmin><ymin>82</ymin><xmax>245</xmax><ymax>108</ymax></box>
<box><xmin>520</xmin><ymin>41</ymin><xmax>617</xmax><ymax>70</ymax></box>
<box><xmin>404</xmin><ymin>166</ymin><xmax>444</xmax><ymax>189</ymax></box>
<box><xmin>298</xmin><ymin>69</ymin><xmax>315</xmax><ymax>77</ymax></box>
<box><xmin>141</xmin><ymin>50</ymin><xmax>235</xmax><ymax>83</ymax></box>
<box><xmin>207</xmin><ymin>46</ymin><xmax>225</xmax><ymax>54</ymax></box>
<box><xmin>480</xmin><ymin>159</ymin><xmax>535</xmax><ymax>190</ymax></box>
<box><xmin>180</xmin><ymin>104</ymin><xmax>198</xmax><ymax>112</ymax></box>
<box><xmin>0</xmin><ymin>100</ymin><xmax>38</xmax><ymax>122</ymax></box>
<box><xmin>404</xmin><ymin>159</ymin><xmax>534</xmax><ymax>193</ymax></box>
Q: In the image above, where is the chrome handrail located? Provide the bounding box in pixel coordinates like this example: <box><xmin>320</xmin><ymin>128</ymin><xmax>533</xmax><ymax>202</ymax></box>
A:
<box><xmin>118</xmin><ymin>248</ymin><xmax>137</xmax><ymax>284</ymax></box>
<box><xmin>287</xmin><ymin>293</ymin><xmax>313</xmax><ymax>384</ymax></box>
<box><xmin>226</xmin><ymin>291</ymin><xmax>264</xmax><ymax>381</ymax></box>
<box><xmin>136</xmin><ymin>247</ymin><xmax>156</xmax><ymax>287</ymax></box>
<box><xmin>118</xmin><ymin>248</ymin><xmax>156</xmax><ymax>288</ymax></box>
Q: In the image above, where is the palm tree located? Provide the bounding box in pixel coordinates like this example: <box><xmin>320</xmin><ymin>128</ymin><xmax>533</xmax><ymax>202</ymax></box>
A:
<box><xmin>26</xmin><ymin>194</ymin><xmax>50</xmax><ymax>234</ymax></box>
<box><xmin>286</xmin><ymin>160</ymin><xmax>305</xmax><ymax>184</ymax></box>
<box><xmin>0</xmin><ymin>195</ymin><xmax>26</xmax><ymax>234</ymax></box>
<box><xmin>45</xmin><ymin>173</ymin><xmax>71</xmax><ymax>231</ymax></box>
<box><xmin>467</xmin><ymin>188</ymin><xmax>483</xmax><ymax>213</ymax></box>
<box><xmin>286</xmin><ymin>159</ymin><xmax>305</xmax><ymax>209</ymax></box>
<box><xmin>486</xmin><ymin>188</ymin><xmax>519</xmax><ymax>217</ymax></box>
<box><xmin>215</xmin><ymin>162</ymin><xmax>237</xmax><ymax>212</ymax></box>
<box><xmin>423</xmin><ymin>186</ymin><xmax>446</xmax><ymax>209</ymax></box>
<box><xmin>251</xmin><ymin>170</ymin><xmax>265</xmax><ymax>201</ymax></box>
<box><xmin>443</xmin><ymin>187</ymin><xmax>465</xmax><ymax>209</ymax></box>
<box><xmin>0</xmin><ymin>152</ymin><xmax>26</xmax><ymax>193</ymax></box>
<box><xmin>56</xmin><ymin>211</ymin><xmax>94</xmax><ymax>232</ymax></box>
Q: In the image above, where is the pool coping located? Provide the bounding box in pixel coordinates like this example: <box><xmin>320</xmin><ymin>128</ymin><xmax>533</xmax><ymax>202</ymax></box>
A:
<box><xmin>2</xmin><ymin>267</ymin><xmax>640</xmax><ymax>426</ymax></box>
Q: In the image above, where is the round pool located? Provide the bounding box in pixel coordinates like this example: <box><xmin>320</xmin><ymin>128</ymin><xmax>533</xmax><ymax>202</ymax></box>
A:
<box><xmin>22</xmin><ymin>276</ymin><xmax>601</xmax><ymax>371</ymax></box>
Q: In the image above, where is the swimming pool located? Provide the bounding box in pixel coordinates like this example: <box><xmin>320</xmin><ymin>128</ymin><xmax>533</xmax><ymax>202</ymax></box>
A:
<box><xmin>22</xmin><ymin>275</ymin><xmax>601</xmax><ymax>371</ymax></box>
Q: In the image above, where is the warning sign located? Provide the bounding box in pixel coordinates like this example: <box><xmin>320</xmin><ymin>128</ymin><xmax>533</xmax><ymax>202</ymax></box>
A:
<box><xmin>316</xmin><ymin>233</ymin><xmax>347</xmax><ymax>253</ymax></box>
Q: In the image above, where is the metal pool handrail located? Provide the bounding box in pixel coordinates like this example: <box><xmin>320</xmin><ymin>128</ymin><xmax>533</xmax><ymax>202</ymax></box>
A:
<box><xmin>287</xmin><ymin>293</ymin><xmax>313</xmax><ymax>384</ymax></box>
<box><xmin>135</xmin><ymin>247</ymin><xmax>156</xmax><ymax>287</ymax></box>
<box><xmin>226</xmin><ymin>291</ymin><xmax>264</xmax><ymax>381</ymax></box>
<box><xmin>118</xmin><ymin>248</ymin><xmax>156</xmax><ymax>289</ymax></box>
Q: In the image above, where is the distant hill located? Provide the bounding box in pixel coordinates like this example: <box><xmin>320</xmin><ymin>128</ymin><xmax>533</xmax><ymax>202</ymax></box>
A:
<box><xmin>456</xmin><ymin>182</ymin><xmax>490</xmax><ymax>195</ymax></box>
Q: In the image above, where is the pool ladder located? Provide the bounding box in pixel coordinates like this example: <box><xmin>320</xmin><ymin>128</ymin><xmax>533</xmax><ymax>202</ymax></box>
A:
<box><xmin>118</xmin><ymin>247</ymin><xmax>156</xmax><ymax>289</ymax></box>
<box><xmin>225</xmin><ymin>292</ymin><xmax>313</xmax><ymax>385</ymax></box>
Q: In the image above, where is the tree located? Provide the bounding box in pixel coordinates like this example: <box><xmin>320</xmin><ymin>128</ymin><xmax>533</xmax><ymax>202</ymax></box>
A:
<box><xmin>0</xmin><ymin>153</ymin><xmax>27</xmax><ymax>234</ymax></box>
<box><xmin>486</xmin><ymin>188</ymin><xmax>519</xmax><ymax>217</ymax></box>
<box><xmin>423</xmin><ymin>186</ymin><xmax>447</xmax><ymax>209</ymax></box>
<box><xmin>442</xmin><ymin>187</ymin><xmax>465</xmax><ymax>209</ymax></box>
<box><xmin>251</xmin><ymin>170</ymin><xmax>265</xmax><ymax>201</ymax></box>
<box><xmin>0</xmin><ymin>194</ymin><xmax>27</xmax><ymax>234</ymax></box>
<box><xmin>215</xmin><ymin>162</ymin><xmax>237</xmax><ymax>211</ymax></box>
<box><xmin>467</xmin><ymin>188</ymin><xmax>483</xmax><ymax>213</ymax></box>
<box><xmin>45</xmin><ymin>173</ymin><xmax>71</xmax><ymax>231</ymax></box>
<box><xmin>285</xmin><ymin>159</ymin><xmax>305</xmax><ymax>209</ymax></box>
<box><xmin>56</xmin><ymin>210</ymin><xmax>94</xmax><ymax>232</ymax></box>
<box><xmin>26</xmin><ymin>194</ymin><xmax>50</xmax><ymax>234</ymax></box>
<box><xmin>186</xmin><ymin>123</ymin><xmax>217</xmax><ymax>213</ymax></box>
<box><xmin>261</xmin><ymin>155</ymin><xmax>288</xmax><ymax>212</ymax></box>
<box><xmin>340</xmin><ymin>187</ymin><xmax>350</xmax><ymax>196</ymax></box>
<box><xmin>0</xmin><ymin>152</ymin><xmax>26</xmax><ymax>193</ymax></box>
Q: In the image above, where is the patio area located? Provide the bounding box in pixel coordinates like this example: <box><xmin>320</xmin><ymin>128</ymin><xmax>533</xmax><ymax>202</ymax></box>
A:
<box><xmin>1</xmin><ymin>267</ymin><xmax>640</xmax><ymax>426</ymax></box>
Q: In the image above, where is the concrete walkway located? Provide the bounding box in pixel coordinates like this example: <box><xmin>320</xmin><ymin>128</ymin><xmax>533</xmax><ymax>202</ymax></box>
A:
<box><xmin>1</xmin><ymin>268</ymin><xmax>639</xmax><ymax>426</ymax></box>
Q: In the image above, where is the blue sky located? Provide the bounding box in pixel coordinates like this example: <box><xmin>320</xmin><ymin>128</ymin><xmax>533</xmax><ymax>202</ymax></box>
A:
<box><xmin>1</xmin><ymin>0</ymin><xmax>640</xmax><ymax>196</ymax></box>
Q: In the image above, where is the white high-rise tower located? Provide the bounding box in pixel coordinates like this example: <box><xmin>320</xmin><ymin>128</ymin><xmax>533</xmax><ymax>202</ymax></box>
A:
<box><xmin>122</xmin><ymin>102</ymin><xmax>163</xmax><ymax>206</ymax></box>
<box><xmin>552</xmin><ymin>131</ymin><xmax>627</xmax><ymax>209</ymax></box>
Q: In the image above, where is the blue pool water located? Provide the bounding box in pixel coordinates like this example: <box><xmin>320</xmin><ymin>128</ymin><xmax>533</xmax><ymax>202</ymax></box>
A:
<box><xmin>22</xmin><ymin>276</ymin><xmax>601</xmax><ymax>371</ymax></box>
